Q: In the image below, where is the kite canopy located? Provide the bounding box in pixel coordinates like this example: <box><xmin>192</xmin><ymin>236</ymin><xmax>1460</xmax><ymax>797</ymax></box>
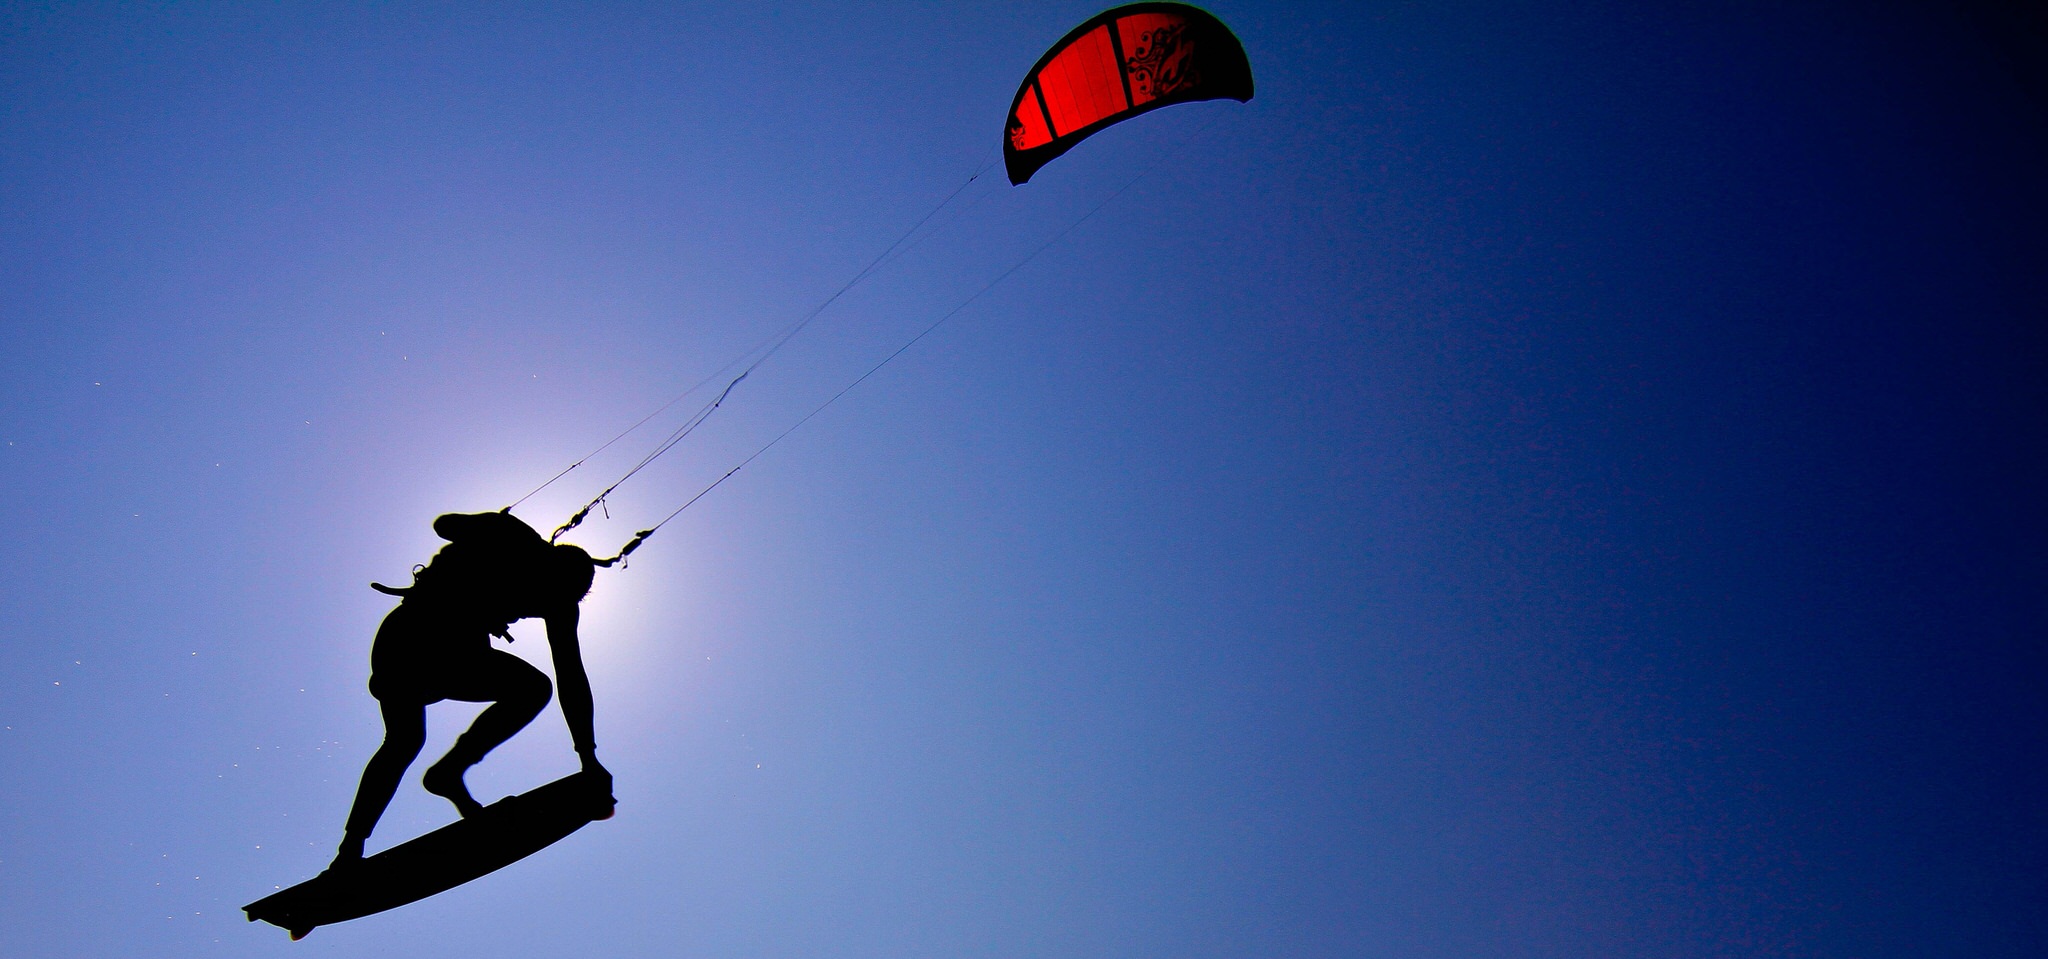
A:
<box><xmin>1004</xmin><ymin>3</ymin><xmax>1253</xmax><ymax>185</ymax></box>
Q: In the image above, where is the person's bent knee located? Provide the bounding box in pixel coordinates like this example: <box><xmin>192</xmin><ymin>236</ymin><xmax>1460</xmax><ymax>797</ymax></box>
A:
<box><xmin>516</xmin><ymin>669</ymin><xmax>553</xmax><ymax>711</ymax></box>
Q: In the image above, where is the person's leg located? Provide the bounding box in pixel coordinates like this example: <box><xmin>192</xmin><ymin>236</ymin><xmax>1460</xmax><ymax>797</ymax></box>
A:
<box><xmin>334</xmin><ymin>696</ymin><xmax>427</xmax><ymax>865</ymax></box>
<box><xmin>423</xmin><ymin>650</ymin><xmax>552</xmax><ymax>816</ymax></box>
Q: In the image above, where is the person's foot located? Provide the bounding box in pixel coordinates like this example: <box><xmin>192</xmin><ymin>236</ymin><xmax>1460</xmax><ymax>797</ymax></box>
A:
<box><xmin>422</xmin><ymin>761</ymin><xmax>485</xmax><ymax>818</ymax></box>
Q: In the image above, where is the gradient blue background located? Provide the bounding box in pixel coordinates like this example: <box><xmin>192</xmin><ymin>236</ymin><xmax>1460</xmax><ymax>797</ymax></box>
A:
<box><xmin>2</xmin><ymin>2</ymin><xmax>2042</xmax><ymax>956</ymax></box>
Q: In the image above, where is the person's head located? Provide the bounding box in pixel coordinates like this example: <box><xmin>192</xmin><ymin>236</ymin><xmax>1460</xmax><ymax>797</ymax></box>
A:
<box><xmin>549</xmin><ymin>543</ymin><xmax>597</xmax><ymax>604</ymax></box>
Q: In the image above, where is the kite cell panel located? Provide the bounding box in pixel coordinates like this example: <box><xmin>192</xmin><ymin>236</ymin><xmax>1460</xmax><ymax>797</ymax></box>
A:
<box><xmin>1004</xmin><ymin>3</ymin><xmax>1253</xmax><ymax>184</ymax></box>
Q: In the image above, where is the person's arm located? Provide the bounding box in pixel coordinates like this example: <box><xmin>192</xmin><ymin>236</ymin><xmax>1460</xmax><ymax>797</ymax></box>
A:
<box><xmin>544</xmin><ymin>605</ymin><xmax>607</xmax><ymax>777</ymax></box>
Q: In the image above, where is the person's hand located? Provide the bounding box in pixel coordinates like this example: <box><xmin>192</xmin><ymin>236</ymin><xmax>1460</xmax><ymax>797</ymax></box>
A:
<box><xmin>578</xmin><ymin>751</ymin><xmax>615</xmax><ymax>815</ymax></box>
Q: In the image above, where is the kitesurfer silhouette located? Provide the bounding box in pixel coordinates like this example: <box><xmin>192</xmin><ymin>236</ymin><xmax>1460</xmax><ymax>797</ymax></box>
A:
<box><xmin>330</xmin><ymin>510</ymin><xmax>610</xmax><ymax>868</ymax></box>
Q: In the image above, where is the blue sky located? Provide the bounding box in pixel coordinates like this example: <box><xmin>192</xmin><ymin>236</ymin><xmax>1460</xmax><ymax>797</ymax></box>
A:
<box><xmin>2</xmin><ymin>2</ymin><xmax>2043</xmax><ymax>956</ymax></box>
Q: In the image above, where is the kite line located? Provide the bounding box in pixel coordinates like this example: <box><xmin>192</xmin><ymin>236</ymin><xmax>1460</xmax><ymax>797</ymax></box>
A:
<box><xmin>509</xmin><ymin>154</ymin><xmax>1001</xmax><ymax>539</ymax></box>
<box><xmin>567</xmin><ymin>115</ymin><xmax>1231</xmax><ymax>568</ymax></box>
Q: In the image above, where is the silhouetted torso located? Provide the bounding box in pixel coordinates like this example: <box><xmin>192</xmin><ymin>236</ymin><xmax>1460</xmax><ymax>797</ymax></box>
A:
<box><xmin>369</xmin><ymin>514</ymin><xmax>568</xmax><ymax>701</ymax></box>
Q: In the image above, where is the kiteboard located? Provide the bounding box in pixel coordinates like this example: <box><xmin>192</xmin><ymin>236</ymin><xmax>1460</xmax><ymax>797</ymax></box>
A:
<box><xmin>244</xmin><ymin>771</ymin><xmax>614</xmax><ymax>940</ymax></box>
